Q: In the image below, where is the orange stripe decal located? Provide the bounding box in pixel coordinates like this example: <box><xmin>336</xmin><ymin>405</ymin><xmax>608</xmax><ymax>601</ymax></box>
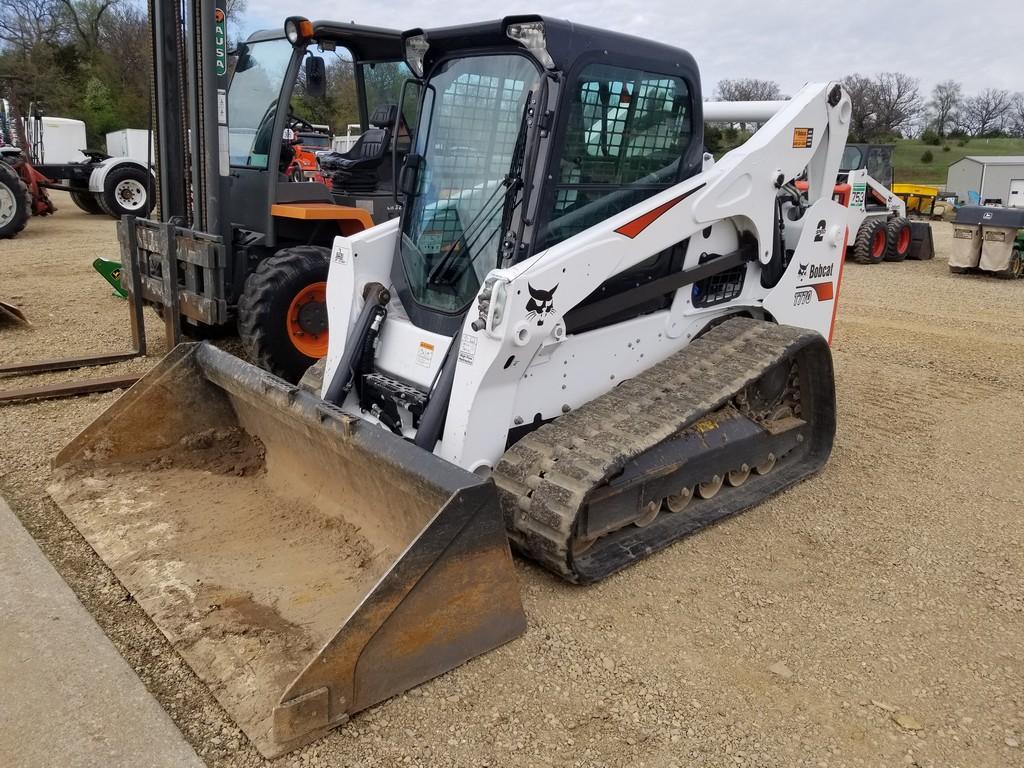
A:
<box><xmin>614</xmin><ymin>184</ymin><xmax>705</xmax><ymax>239</ymax></box>
<box><xmin>827</xmin><ymin>228</ymin><xmax>849</xmax><ymax>345</ymax></box>
<box><xmin>810</xmin><ymin>281</ymin><xmax>834</xmax><ymax>301</ymax></box>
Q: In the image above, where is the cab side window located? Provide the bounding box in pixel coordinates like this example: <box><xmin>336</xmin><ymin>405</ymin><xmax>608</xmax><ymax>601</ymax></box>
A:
<box><xmin>540</xmin><ymin>64</ymin><xmax>692</xmax><ymax>249</ymax></box>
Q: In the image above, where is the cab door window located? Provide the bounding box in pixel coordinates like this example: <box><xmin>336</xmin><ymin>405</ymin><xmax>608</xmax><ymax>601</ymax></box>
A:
<box><xmin>540</xmin><ymin>64</ymin><xmax>692</xmax><ymax>249</ymax></box>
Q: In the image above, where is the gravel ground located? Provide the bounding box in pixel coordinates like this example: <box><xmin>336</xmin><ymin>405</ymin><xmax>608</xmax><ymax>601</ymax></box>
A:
<box><xmin>1</xmin><ymin>202</ymin><xmax>1022</xmax><ymax>768</ymax></box>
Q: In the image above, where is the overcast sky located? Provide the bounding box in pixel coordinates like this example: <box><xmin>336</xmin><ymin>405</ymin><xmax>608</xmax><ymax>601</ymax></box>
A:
<box><xmin>240</xmin><ymin>0</ymin><xmax>1021</xmax><ymax>97</ymax></box>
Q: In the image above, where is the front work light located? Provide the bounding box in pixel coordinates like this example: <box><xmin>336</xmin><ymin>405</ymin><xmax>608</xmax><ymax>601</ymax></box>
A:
<box><xmin>404</xmin><ymin>34</ymin><xmax>429</xmax><ymax>78</ymax></box>
<box><xmin>284</xmin><ymin>16</ymin><xmax>313</xmax><ymax>45</ymax></box>
<box><xmin>506</xmin><ymin>21</ymin><xmax>554</xmax><ymax>69</ymax></box>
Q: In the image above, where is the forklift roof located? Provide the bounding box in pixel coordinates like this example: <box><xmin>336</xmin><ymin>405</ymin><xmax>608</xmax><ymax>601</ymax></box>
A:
<box><xmin>404</xmin><ymin>15</ymin><xmax>699</xmax><ymax>80</ymax></box>
<box><xmin>245</xmin><ymin>20</ymin><xmax>404</xmax><ymax>62</ymax></box>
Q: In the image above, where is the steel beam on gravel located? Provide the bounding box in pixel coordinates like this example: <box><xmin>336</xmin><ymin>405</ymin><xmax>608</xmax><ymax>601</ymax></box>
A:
<box><xmin>0</xmin><ymin>352</ymin><xmax>141</xmax><ymax>377</ymax></box>
<box><xmin>0</xmin><ymin>375</ymin><xmax>140</xmax><ymax>405</ymax></box>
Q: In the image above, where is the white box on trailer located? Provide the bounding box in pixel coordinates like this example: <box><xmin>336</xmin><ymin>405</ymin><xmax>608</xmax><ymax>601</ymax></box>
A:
<box><xmin>105</xmin><ymin>129</ymin><xmax>153</xmax><ymax>165</ymax></box>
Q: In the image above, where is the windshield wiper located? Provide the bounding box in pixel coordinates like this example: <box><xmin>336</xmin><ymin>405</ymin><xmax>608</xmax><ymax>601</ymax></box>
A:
<box><xmin>427</xmin><ymin>93</ymin><xmax>533</xmax><ymax>289</ymax></box>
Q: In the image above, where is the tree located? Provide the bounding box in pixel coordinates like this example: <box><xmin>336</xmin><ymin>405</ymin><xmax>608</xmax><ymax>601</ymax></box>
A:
<box><xmin>1010</xmin><ymin>93</ymin><xmax>1024</xmax><ymax>138</ymax></box>
<box><xmin>840</xmin><ymin>72</ymin><xmax>923</xmax><ymax>140</ymax></box>
<box><xmin>871</xmin><ymin>72</ymin><xmax>921</xmax><ymax>137</ymax></box>
<box><xmin>964</xmin><ymin>88</ymin><xmax>1012</xmax><ymax>136</ymax></box>
<box><xmin>714</xmin><ymin>78</ymin><xmax>782</xmax><ymax>102</ymax></box>
<box><xmin>57</xmin><ymin>0</ymin><xmax>120</xmax><ymax>51</ymax></box>
<box><xmin>927</xmin><ymin>79</ymin><xmax>962</xmax><ymax>137</ymax></box>
<box><xmin>840</xmin><ymin>73</ymin><xmax>876</xmax><ymax>141</ymax></box>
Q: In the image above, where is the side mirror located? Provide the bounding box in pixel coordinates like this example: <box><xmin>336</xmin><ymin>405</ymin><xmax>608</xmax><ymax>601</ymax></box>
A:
<box><xmin>399</xmin><ymin>153</ymin><xmax>423</xmax><ymax>198</ymax></box>
<box><xmin>305</xmin><ymin>56</ymin><xmax>326</xmax><ymax>99</ymax></box>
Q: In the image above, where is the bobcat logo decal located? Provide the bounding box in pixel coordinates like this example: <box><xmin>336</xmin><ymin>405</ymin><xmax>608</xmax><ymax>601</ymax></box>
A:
<box><xmin>797</xmin><ymin>263</ymin><xmax>808</xmax><ymax>277</ymax></box>
<box><xmin>526</xmin><ymin>283</ymin><xmax>558</xmax><ymax>325</ymax></box>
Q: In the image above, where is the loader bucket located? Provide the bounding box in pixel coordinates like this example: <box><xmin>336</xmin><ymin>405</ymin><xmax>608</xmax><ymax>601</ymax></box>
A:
<box><xmin>48</xmin><ymin>343</ymin><xmax>526</xmax><ymax>758</ymax></box>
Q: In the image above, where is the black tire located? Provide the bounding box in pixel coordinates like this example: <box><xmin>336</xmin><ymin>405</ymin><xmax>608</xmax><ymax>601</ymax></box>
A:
<box><xmin>883</xmin><ymin>216</ymin><xmax>911</xmax><ymax>262</ymax></box>
<box><xmin>100</xmin><ymin>165</ymin><xmax>155</xmax><ymax>218</ymax></box>
<box><xmin>237</xmin><ymin>246</ymin><xmax>331</xmax><ymax>383</ymax></box>
<box><xmin>0</xmin><ymin>161</ymin><xmax>31</xmax><ymax>239</ymax></box>
<box><xmin>850</xmin><ymin>218</ymin><xmax>888</xmax><ymax>265</ymax></box>
<box><xmin>69</xmin><ymin>189</ymin><xmax>105</xmax><ymax>215</ymax></box>
<box><xmin>996</xmin><ymin>247</ymin><xmax>1023</xmax><ymax>280</ymax></box>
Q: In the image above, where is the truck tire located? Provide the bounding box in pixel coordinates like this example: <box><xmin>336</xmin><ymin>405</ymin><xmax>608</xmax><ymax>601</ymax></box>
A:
<box><xmin>0</xmin><ymin>161</ymin><xmax>31</xmax><ymax>239</ymax></box>
<box><xmin>883</xmin><ymin>216</ymin><xmax>911</xmax><ymax>262</ymax></box>
<box><xmin>100</xmin><ymin>165</ymin><xmax>154</xmax><ymax>218</ymax></box>
<box><xmin>238</xmin><ymin>246</ymin><xmax>331</xmax><ymax>383</ymax></box>
<box><xmin>850</xmin><ymin>218</ymin><xmax>887</xmax><ymax>265</ymax></box>
<box><xmin>70</xmin><ymin>190</ymin><xmax>105</xmax><ymax>215</ymax></box>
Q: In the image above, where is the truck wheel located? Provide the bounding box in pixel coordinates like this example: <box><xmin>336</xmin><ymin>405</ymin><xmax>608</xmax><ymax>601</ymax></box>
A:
<box><xmin>70</xmin><ymin>190</ymin><xmax>105</xmax><ymax>215</ymax></box>
<box><xmin>996</xmin><ymin>247</ymin><xmax>1023</xmax><ymax>280</ymax></box>
<box><xmin>238</xmin><ymin>246</ymin><xmax>331</xmax><ymax>383</ymax></box>
<box><xmin>851</xmin><ymin>218</ymin><xmax>887</xmax><ymax>265</ymax></box>
<box><xmin>100</xmin><ymin>165</ymin><xmax>154</xmax><ymax>218</ymax></box>
<box><xmin>0</xmin><ymin>161</ymin><xmax>31</xmax><ymax>239</ymax></box>
<box><xmin>883</xmin><ymin>216</ymin><xmax>911</xmax><ymax>262</ymax></box>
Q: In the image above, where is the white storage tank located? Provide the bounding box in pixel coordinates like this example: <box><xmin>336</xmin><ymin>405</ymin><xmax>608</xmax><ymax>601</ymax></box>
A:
<box><xmin>35</xmin><ymin>117</ymin><xmax>87</xmax><ymax>163</ymax></box>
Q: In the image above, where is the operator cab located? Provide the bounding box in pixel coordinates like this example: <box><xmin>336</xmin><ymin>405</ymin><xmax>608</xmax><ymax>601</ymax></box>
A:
<box><xmin>840</xmin><ymin>143</ymin><xmax>894</xmax><ymax>203</ymax></box>
<box><xmin>225</xmin><ymin>20</ymin><xmax>414</xmax><ymax>239</ymax></box>
<box><xmin>391</xmin><ymin>16</ymin><xmax>704</xmax><ymax>335</ymax></box>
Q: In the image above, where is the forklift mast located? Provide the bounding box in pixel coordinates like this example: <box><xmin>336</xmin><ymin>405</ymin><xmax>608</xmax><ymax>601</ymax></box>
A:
<box><xmin>148</xmin><ymin>0</ymin><xmax>227</xmax><ymax>233</ymax></box>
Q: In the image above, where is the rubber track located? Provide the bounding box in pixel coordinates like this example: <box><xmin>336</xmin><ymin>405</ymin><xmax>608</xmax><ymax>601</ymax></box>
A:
<box><xmin>494</xmin><ymin>317</ymin><xmax>824</xmax><ymax>582</ymax></box>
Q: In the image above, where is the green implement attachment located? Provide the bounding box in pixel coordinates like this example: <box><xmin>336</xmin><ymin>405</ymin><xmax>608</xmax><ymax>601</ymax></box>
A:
<box><xmin>92</xmin><ymin>257</ymin><xmax>127</xmax><ymax>298</ymax></box>
<box><xmin>48</xmin><ymin>343</ymin><xmax>526</xmax><ymax>757</ymax></box>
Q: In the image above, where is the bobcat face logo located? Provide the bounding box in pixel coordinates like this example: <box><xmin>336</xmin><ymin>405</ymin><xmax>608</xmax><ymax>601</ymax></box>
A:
<box><xmin>797</xmin><ymin>263</ymin><xmax>808</xmax><ymax>277</ymax></box>
<box><xmin>526</xmin><ymin>283</ymin><xmax>558</xmax><ymax>325</ymax></box>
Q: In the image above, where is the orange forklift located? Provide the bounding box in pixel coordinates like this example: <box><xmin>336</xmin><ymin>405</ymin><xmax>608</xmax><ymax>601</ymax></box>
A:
<box><xmin>129</xmin><ymin>8</ymin><xmax>410</xmax><ymax>380</ymax></box>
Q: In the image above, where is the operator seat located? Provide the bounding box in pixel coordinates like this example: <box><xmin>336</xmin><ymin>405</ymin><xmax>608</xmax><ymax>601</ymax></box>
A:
<box><xmin>320</xmin><ymin>104</ymin><xmax>398</xmax><ymax>193</ymax></box>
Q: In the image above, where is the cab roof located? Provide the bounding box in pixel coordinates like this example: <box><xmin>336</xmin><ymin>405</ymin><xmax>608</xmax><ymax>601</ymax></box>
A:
<box><xmin>403</xmin><ymin>15</ymin><xmax>699</xmax><ymax>83</ymax></box>
<box><xmin>245</xmin><ymin>20</ymin><xmax>403</xmax><ymax>62</ymax></box>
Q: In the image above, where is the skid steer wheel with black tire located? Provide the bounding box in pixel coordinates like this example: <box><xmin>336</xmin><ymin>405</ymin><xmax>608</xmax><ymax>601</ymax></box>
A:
<box><xmin>0</xmin><ymin>161</ymin><xmax>31</xmax><ymax>239</ymax></box>
<box><xmin>850</xmin><ymin>217</ymin><xmax>888</xmax><ymax>264</ymax></box>
<box><xmin>69</xmin><ymin>190</ymin><xmax>105</xmax><ymax>215</ymax></box>
<box><xmin>883</xmin><ymin>216</ymin><xmax>911</xmax><ymax>262</ymax></box>
<box><xmin>98</xmin><ymin>165</ymin><xmax>154</xmax><ymax>218</ymax></box>
<box><xmin>997</xmin><ymin>247</ymin><xmax>1023</xmax><ymax>280</ymax></box>
<box><xmin>238</xmin><ymin>245</ymin><xmax>331</xmax><ymax>383</ymax></box>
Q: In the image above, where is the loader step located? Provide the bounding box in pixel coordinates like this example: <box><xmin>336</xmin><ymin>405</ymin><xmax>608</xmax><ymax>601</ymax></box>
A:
<box><xmin>494</xmin><ymin>317</ymin><xmax>836</xmax><ymax>583</ymax></box>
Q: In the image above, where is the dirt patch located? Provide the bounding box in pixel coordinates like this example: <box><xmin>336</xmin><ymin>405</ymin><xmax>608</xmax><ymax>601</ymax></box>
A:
<box><xmin>175</xmin><ymin>427</ymin><xmax>266</xmax><ymax>476</ymax></box>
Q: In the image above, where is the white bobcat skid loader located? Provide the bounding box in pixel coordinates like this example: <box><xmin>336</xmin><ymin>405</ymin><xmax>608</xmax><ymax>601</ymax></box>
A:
<box><xmin>52</xmin><ymin>15</ymin><xmax>852</xmax><ymax>757</ymax></box>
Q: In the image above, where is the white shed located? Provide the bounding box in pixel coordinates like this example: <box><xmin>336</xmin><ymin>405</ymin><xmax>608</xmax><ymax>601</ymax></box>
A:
<box><xmin>946</xmin><ymin>156</ymin><xmax>1024</xmax><ymax>208</ymax></box>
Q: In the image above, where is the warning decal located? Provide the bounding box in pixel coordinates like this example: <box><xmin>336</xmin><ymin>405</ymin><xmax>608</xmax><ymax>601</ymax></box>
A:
<box><xmin>792</xmin><ymin>127</ymin><xmax>814</xmax><ymax>148</ymax></box>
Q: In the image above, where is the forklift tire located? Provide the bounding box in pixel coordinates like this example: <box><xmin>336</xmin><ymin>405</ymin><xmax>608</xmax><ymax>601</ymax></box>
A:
<box><xmin>238</xmin><ymin>246</ymin><xmax>332</xmax><ymax>383</ymax></box>
<box><xmin>99</xmin><ymin>165</ymin><xmax>155</xmax><ymax>218</ymax></box>
<box><xmin>883</xmin><ymin>216</ymin><xmax>911</xmax><ymax>262</ymax></box>
<box><xmin>70</xmin><ymin>190</ymin><xmax>105</xmax><ymax>215</ymax></box>
<box><xmin>0</xmin><ymin>161</ymin><xmax>31</xmax><ymax>239</ymax></box>
<box><xmin>850</xmin><ymin>218</ymin><xmax>888</xmax><ymax>265</ymax></box>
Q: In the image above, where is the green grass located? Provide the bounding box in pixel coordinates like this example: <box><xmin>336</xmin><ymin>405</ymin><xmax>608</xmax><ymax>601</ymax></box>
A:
<box><xmin>894</xmin><ymin>137</ymin><xmax>1024</xmax><ymax>185</ymax></box>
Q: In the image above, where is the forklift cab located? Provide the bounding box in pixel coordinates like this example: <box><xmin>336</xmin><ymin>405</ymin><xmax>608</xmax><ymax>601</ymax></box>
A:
<box><xmin>226</xmin><ymin>19</ymin><xmax>411</xmax><ymax>245</ymax></box>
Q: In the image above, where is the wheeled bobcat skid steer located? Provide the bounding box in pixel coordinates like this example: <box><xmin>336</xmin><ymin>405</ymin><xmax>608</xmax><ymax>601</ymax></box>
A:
<box><xmin>50</xmin><ymin>16</ymin><xmax>853</xmax><ymax>757</ymax></box>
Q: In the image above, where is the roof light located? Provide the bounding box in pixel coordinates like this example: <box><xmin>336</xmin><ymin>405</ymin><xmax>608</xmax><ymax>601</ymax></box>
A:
<box><xmin>506</xmin><ymin>21</ymin><xmax>554</xmax><ymax>69</ymax></box>
<box><xmin>404</xmin><ymin>34</ymin><xmax>429</xmax><ymax>78</ymax></box>
<box><xmin>284</xmin><ymin>16</ymin><xmax>313</xmax><ymax>46</ymax></box>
